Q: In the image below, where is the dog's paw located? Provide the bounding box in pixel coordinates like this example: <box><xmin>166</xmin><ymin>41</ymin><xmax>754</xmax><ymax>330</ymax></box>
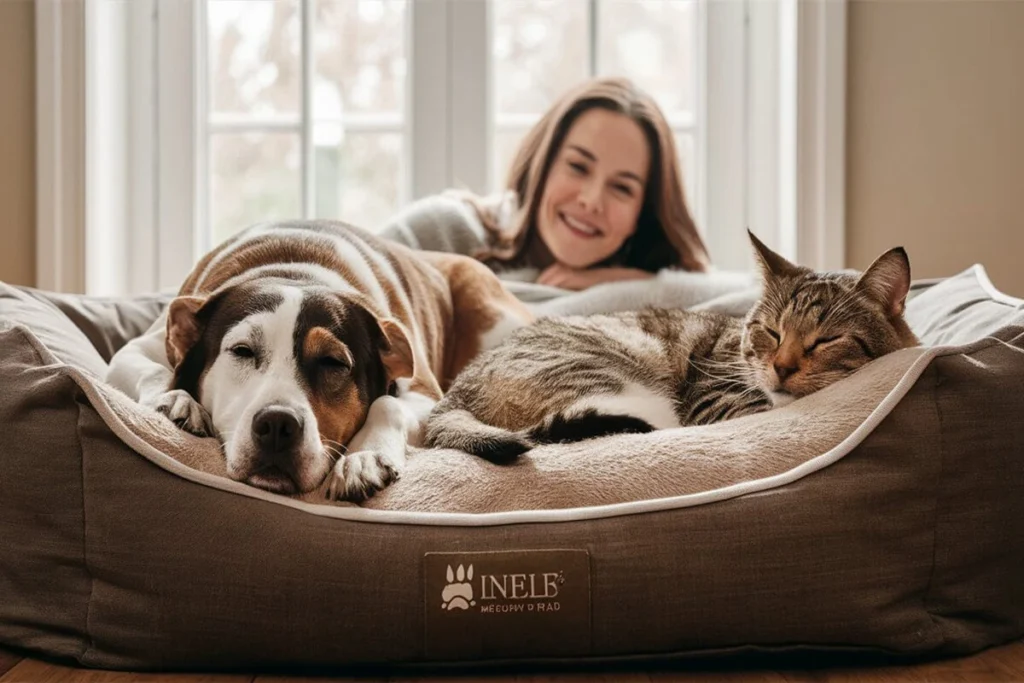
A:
<box><xmin>145</xmin><ymin>389</ymin><xmax>213</xmax><ymax>438</ymax></box>
<box><xmin>325</xmin><ymin>450</ymin><xmax>401</xmax><ymax>502</ymax></box>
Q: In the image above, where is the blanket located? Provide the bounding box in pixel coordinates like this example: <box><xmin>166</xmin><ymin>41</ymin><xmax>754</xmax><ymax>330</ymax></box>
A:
<box><xmin>56</xmin><ymin>196</ymin><xmax>1003</xmax><ymax>515</ymax></box>
<box><xmin>381</xmin><ymin>193</ymin><xmax>762</xmax><ymax>317</ymax></box>
<box><xmin>85</xmin><ymin>339</ymin><xmax>933</xmax><ymax>513</ymax></box>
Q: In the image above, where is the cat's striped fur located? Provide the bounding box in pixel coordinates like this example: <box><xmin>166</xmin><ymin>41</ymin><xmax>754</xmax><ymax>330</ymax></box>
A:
<box><xmin>425</xmin><ymin>232</ymin><xmax>919</xmax><ymax>462</ymax></box>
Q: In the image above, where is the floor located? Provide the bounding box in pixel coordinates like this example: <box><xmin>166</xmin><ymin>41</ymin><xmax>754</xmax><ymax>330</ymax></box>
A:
<box><xmin>2</xmin><ymin>640</ymin><xmax>1024</xmax><ymax>682</ymax></box>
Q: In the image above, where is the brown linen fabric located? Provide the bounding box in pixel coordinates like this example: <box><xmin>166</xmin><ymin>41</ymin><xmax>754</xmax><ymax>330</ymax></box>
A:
<box><xmin>0</xmin><ymin>268</ymin><xmax>1023</xmax><ymax>670</ymax></box>
<box><xmin>14</xmin><ymin>286</ymin><xmax>171</xmax><ymax>364</ymax></box>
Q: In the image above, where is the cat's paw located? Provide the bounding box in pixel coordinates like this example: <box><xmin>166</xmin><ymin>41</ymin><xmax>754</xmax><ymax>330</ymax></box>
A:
<box><xmin>144</xmin><ymin>389</ymin><xmax>213</xmax><ymax>438</ymax></box>
<box><xmin>325</xmin><ymin>450</ymin><xmax>401</xmax><ymax>502</ymax></box>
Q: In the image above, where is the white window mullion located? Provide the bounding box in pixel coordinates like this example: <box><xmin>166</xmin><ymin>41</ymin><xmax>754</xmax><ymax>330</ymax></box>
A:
<box><xmin>86</xmin><ymin>0</ymin><xmax>130</xmax><ymax>296</ymax></box>
<box><xmin>449</xmin><ymin>0</ymin><xmax>490</xmax><ymax>193</ymax></box>
<box><xmin>208</xmin><ymin>116</ymin><xmax>302</xmax><ymax>133</ymax></box>
<box><xmin>747</xmin><ymin>0</ymin><xmax>783</xmax><ymax>260</ymax></box>
<box><xmin>701</xmin><ymin>0</ymin><xmax>747</xmax><ymax>271</ymax></box>
<box><xmin>408</xmin><ymin>0</ymin><xmax>450</xmax><ymax>200</ymax></box>
<box><xmin>126</xmin><ymin>0</ymin><xmax>158</xmax><ymax>295</ymax></box>
<box><xmin>793</xmin><ymin>0</ymin><xmax>847</xmax><ymax>272</ymax></box>
<box><xmin>300</xmin><ymin>0</ymin><xmax>314</xmax><ymax>218</ymax></box>
<box><xmin>156</xmin><ymin>0</ymin><xmax>201</xmax><ymax>291</ymax></box>
<box><xmin>588</xmin><ymin>0</ymin><xmax>598</xmax><ymax>76</ymax></box>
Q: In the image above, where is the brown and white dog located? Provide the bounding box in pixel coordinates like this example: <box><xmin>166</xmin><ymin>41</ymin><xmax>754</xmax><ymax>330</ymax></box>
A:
<box><xmin>106</xmin><ymin>220</ymin><xmax>532</xmax><ymax>501</ymax></box>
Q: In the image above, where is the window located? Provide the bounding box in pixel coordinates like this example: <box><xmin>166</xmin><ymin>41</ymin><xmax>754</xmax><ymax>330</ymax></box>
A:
<box><xmin>492</xmin><ymin>1</ymin><xmax>698</xmax><ymax>203</ymax></box>
<box><xmin>204</xmin><ymin>0</ymin><xmax>408</xmax><ymax>245</ymax></box>
<box><xmin>199</xmin><ymin>0</ymin><xmax>706</xmax><ymax>251</ymax></box>
<box><xmin>45</xmin><ymin>0</ymin><xmax>846</xmax><ymax>295</ymax></box>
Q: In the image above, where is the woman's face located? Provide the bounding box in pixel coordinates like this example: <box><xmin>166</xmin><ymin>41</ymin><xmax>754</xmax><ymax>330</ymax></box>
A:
<box><xmin>536</xmin><ymin>108</ymin><xmax>650</xmax><ymax>269</ymax></box>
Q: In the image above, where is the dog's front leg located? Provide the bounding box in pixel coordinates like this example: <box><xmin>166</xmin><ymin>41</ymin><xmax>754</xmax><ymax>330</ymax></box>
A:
<box><xmin>326</xmin><ymin>383</ymin><xmax>435</xmax><ymax>502</ymax></box>
<box><xmin>106</xmin><ymin>311</ymin><xmax>213</xmax><ymax>437</ymax></box>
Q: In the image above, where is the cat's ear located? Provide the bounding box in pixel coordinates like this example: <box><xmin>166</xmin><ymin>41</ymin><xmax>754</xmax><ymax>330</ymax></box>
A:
<box><xmin>856</xmin><ymin>247</ymin><xmax>911</xmax><ymax>318</ymax></box>
<box><xmin>747</xmin><ymin>229</ymin><xmax>802</xmax><ymax>279</ymax></box>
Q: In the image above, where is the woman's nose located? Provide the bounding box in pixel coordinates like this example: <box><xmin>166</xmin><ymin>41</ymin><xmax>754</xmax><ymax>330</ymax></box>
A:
<box><xmin>577</xmin><ymin>180</ymin><xmax>603</xmax><ymax>214</ymax></box>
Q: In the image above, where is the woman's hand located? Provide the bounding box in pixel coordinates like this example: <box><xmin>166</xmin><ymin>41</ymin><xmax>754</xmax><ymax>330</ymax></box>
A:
<box><xmin>536</xmin><ymin>264</ymin><xmax>654</xmax><ymax>291</ymax></box>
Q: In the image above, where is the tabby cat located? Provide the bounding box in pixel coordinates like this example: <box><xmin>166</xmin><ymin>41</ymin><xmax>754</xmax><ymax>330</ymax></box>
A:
<box><xmin>425</xmin><ymin>231</ymin><xmax>919</xmax><ymax>462</ymax></box>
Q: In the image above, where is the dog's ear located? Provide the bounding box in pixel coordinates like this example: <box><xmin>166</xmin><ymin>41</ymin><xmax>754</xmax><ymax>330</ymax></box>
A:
<box><xmin>376</xmin><ymin>317</ymin><xmax>415</xmax><ymax>383</ymax></box>
<box><xmin>165</xmin><ymin>296</ymin><xmax>207</xmax><ymax>369</ymax></box>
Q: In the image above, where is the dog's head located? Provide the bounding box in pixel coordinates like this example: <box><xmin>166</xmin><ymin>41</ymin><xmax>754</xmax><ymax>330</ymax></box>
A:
<box><xmin>165</xmin><ymin>280</ymin><xmax>415</xmax><ymax>494</ymax></box>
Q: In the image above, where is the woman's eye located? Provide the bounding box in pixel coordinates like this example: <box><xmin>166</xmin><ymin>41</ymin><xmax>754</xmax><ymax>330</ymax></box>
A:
<box><xmin>612</xmin><ymin>183</ymin><xmax>634</xmax><ymax>197</ymax></box>
<box><xmin>318</xmin><ymin>356</ymin><xmax>350</xmax><ymax>372</ymax></box>
<box><xmin>807</xmin><ymin>335</ymin><xmax>841</xmax><ymax>353</ymax></box>
<box><xmin>568</xmin><ymin>161</ymin><xmax>587</xmax><ymax>174</ymax></box>
<box><xmin>230</xmin><ymin>345</ymin><xmax>254</xmax><ymax>359</ymax></box>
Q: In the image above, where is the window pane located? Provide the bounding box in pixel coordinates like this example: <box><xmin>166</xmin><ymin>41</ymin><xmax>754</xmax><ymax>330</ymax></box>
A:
<box><xmin>598</xmin><ymin>0</ymin><xmax>695</xmax><ymax>115</ymax></box>
<box><xmin>492</xmin><ymin>128</ymin><xmax>530</xmax><ymax>192</ymax></box>
<box><xmin>210</xmin><ymin>133</ymin><xmax>301</xmax><ymax>244</ymax></box>
<box><xmin>313</xmin><ymin>130</ymin><xmax>402</xmax><ymax>231</ymax></box>
<box><xmin>492</xmin><ymin>0</ymin><xmax>590</xmax><ymax>116</ymax></box>
<box><xmin>208</xmin><ymin>0</ymin><xmax>301</xmax><ymax>116</ymax></box>
<box><xmin>313</xmin><ymin>0</ymin><xmax>407</xmax><ymax>118</ymax></box>
<box><xmin>675</xmin><ymin>131</ymin><xmax>696</xmax><ymax>213</ymax></box>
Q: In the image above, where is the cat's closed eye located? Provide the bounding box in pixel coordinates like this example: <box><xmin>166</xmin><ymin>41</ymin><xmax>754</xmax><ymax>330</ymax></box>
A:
<box><xmin>806</xmin><ymin>335</ymin><xmax>841</xmax><ymax>353</ymax></box>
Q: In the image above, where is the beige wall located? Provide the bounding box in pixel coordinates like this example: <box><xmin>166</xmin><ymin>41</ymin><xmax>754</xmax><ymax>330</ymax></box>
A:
<box><xmin>847</xmin><ymin>0</ymin><xmax>1024</xmax><ymax>296</ymax></box>
<box><xmin>0</xmin><ymin>1</ymin><xmax>35</xmax><ymax>287</ymax></box>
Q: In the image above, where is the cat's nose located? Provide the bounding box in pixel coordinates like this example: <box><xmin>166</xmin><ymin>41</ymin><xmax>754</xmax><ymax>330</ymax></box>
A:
<box><xmin>774</xmin><ymin>363</ymin><xmax>798</xmax><ymax>382</ymax></box>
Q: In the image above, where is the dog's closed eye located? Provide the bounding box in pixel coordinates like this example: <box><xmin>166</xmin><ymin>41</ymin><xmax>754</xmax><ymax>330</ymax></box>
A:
<box><xmin>304</xmin><ymin>327</ymin><xmax>354</xmax><ymax>373</ymax></box>
<box><xmin>230</xmin><ymin>344</ymin><xmax>255</xmax><ymax>359</ymax></box>
<box><xmin>317</xmin><ymin>355</ymin><xmax>350</xmax><ymax>372</ymax></box>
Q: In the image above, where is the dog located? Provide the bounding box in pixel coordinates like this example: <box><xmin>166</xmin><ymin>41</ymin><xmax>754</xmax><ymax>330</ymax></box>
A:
<box><xmin>106</xmin><ymin>220</ymin><xmax>533</xmax><ymax>501</ymax></box>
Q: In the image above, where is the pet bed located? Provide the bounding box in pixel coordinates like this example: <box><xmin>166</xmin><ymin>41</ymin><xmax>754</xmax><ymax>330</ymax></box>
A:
<box><xmin>1</xmin><ymin>264</ymin><xmax>1023</xmax><ymax>671</ymax></box>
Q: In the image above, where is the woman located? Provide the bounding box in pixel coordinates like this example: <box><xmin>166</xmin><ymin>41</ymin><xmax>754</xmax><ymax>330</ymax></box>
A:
<box><xmin>384</xmin><ymin>77</ymin><xmax>711</xmax><ymax>291</ymax></box>
<box><xmin>470</xmin><ymin>76</ymin><xmax>710</xmax><ymax>290</ymax></box>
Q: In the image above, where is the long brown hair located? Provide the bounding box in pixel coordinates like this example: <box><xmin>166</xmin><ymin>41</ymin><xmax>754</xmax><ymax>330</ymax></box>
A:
<box><xmin>476</xmin><ymin>77</ymin><xmax>711</xmax><ymax>273</ymax></box>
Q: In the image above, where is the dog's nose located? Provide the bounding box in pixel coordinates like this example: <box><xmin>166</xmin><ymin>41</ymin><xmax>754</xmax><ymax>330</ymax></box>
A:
<box><xmin>774</xmin><ymin>362</ymin><xmax>798</xmax><ymax>382</ymax></box>
<box><xmin>252</xmin><ymin>407</ymin><xmax>303</xmax><ymax>453</ymax></box>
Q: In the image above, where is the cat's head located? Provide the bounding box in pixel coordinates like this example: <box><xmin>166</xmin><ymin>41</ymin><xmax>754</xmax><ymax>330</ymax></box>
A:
<box><xmin>741</xmin><ymin>230</ymin><xmax>919</xmax><ymax>406</ymax></box>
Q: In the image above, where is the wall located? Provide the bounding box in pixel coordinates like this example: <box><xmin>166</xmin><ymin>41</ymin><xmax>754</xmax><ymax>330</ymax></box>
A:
<box><xmin>0</xmin><ymin>0</ymin><xmax>36</xmax><ymax>287</ymax></box>
<box><xmin>847</xmin><ymin>0</ymin><xmax>1024</xmax><ymax>296</ymax></box>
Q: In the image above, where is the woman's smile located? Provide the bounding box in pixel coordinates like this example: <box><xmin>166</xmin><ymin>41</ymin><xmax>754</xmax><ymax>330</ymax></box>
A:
<box><xmin>559</xmin><ymin>211</ymin><xmax>603</xmax><ymax>239</ymax></box>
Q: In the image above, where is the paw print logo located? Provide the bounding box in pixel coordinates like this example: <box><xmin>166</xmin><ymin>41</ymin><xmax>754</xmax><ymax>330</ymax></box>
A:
<box><xmin>441</xmin><ymin>564</ymin><xmax>475</xmax><ymax>611</ymax></box>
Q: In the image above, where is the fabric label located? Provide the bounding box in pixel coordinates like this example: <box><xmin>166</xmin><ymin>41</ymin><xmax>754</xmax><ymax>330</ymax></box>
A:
<box><xmin>423</xmin><ymin>549</ymin><xmax>591</xmax><ymax>660</ymax></box>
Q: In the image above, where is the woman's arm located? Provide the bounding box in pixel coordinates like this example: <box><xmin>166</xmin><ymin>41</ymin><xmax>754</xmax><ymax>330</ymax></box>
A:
<box><xmin>536</xmin><ymin>264</ymin><xmax>655</xmax><ymax>291</ymax></box>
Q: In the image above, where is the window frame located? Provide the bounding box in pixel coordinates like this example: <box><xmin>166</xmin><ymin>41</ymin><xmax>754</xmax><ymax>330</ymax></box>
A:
<box><xmin>37</xmin><ymin>0</ymin><xmax>846</xmax><ymax>295</ymax></box>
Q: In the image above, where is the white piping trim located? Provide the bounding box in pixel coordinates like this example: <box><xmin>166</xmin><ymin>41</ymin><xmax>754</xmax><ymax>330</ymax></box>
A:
<box><xmin>18</xmin><ymin>328</ymin><xmax>1012</xmax><ymax>528</ymax></box>
<box><xmin>972</xmin><ymin>264</ymin><xmax>1024</xmax><ymax>308</ymax></box>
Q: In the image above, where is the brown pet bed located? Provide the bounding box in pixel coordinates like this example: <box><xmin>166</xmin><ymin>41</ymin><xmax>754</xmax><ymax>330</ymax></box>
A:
<box><xmin>1</xmin><ymin>265</ymin><xmax>1022</xmax><ymax>670</ymax></box>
